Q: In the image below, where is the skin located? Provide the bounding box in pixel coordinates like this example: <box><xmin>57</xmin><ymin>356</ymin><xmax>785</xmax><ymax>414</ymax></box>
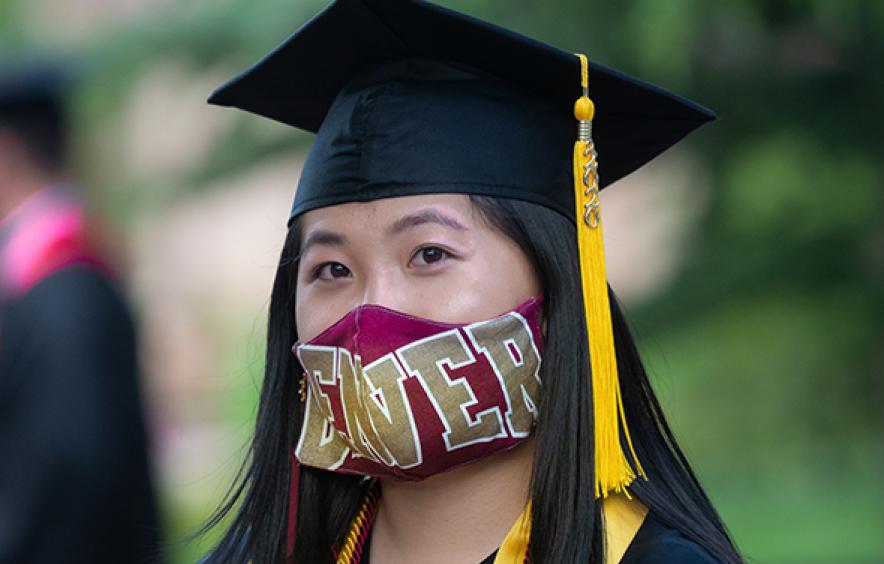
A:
<box><xmin>0</xmin><ymin>130</ymin><xmax>59</xmax><ymax>221</ymax></box>
<box><xmin>295</xmin><ymin>193</ymin><xmax>542</xmax><ymax>563</ymax></box>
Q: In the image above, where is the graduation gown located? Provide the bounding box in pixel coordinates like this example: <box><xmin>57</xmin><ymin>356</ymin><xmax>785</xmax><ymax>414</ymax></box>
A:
<box><xmin>360</xmin><ymin>511</ymin><xmax>719</xmax><ymax>564</ymax></box>
<box><xmin>0</xmin><ymin>189</ymin><xmax>160</xmax><ymax>563</ymax></box>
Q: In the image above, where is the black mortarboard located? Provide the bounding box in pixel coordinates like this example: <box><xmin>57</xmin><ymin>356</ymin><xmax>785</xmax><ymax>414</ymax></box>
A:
<box><xmin>207</xmin><ymin>1</ymin><xmax>715</xmax><ymax>553</ymax></box>
<box><xmin>208</xmin><ymin>0</ymin><xmax>713</xmax><ymax>223</ymax></box>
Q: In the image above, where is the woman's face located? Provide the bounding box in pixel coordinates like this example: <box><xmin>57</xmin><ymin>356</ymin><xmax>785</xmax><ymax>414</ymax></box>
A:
<box><xmin>295</xmin><ymin>194</ymin><xmax>541</xmax><ymax>341</ymax></box>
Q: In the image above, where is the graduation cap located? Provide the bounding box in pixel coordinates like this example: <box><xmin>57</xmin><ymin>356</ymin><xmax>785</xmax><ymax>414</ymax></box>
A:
<box><xmin>208</xmin><ymin>0</ymin><xmax>714</xmax><ymax>552</ymax></box>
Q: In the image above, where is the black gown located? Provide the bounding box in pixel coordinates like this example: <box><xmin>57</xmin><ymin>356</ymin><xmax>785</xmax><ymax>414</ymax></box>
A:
<box><xmin>0</xmin><ymin>265</ymin><xmax>161</xmax><ymax>563</ymax></box>
<box><xmin>361</xmin><ymin>511</ymin><xmax>719</xmax><ymax>564</ymax></box>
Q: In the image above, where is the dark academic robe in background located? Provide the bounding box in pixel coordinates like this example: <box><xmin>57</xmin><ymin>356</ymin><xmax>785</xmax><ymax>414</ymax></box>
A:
<box><xmin>0</xmin><ymin>188</ymin><xmax>161</xmax><ymax>563</ymax></box>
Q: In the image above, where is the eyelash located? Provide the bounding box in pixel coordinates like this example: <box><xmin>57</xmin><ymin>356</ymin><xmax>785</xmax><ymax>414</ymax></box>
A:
<box><xmin>310</xmin><ymin>262</ymin><xmax>350</xmax><ymax>281</ymax></box>
<box><xmin>308</xmin><ymin>245</ymin><xmax>454</xmax><ymax>281</ymax></box>
<box><xmin>411</xmin><ymin>245</ymin><xmax>453</xmax><ymax>266</ymax></box>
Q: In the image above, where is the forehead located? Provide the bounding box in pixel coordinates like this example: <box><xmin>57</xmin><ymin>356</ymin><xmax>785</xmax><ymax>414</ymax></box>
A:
<box><xmin>297</xmin><ymin>193</ymin><xmax>478</xmax><ymax>232</ymax></box>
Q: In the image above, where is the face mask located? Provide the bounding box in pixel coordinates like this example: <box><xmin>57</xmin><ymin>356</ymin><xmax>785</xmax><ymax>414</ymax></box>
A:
<box><xmin>292</xmin><ymin>295</ymin><xmax>544</xmax><ymax>480</ymax></box>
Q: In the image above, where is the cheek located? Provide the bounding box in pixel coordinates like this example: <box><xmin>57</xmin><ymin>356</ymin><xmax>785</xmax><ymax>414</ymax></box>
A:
<box><xmin>420</xmin><ymin>239</ymin><xmax>541</xmax><ymax>323</ymax></box>
<box><xmin>294</xmin><ymin>280</ymin><xmax>348</xmax><ymax>343</ymax></box>
<box><xmin>293</xmin><ymin>288</ymin><xmax>310</xmax><ymax>341</ymax></box>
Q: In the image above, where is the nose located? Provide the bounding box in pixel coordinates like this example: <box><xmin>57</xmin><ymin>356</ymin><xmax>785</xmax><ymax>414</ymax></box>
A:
<box><xmin>360</xmin><ymin>266</ymin><xmax>408</xmax><ymax>312</ymax></box>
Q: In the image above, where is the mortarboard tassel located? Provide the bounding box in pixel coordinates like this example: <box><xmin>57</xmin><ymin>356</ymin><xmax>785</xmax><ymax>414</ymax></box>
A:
<box><xmin>572</xmin><ymin>53</ymin><xmax>646</xmax><ymax>498</ymax></box>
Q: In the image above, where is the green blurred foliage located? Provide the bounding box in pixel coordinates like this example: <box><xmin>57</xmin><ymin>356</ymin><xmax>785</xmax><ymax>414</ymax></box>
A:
<box><xmin>4</xmin><ymin>0</ymin><xmax>883</xmax><ymax>562</ymax></box>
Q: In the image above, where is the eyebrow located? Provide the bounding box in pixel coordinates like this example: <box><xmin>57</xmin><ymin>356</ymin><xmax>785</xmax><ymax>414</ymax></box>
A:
<box><xmin>298</xmin><ymin>208</ymin><xmax>467</xmax><ymax>257</ymax></box>
<box><xmin>299</xmin><ymin>230</ymin><xmax>349</xmax><ymax>257</ymax></box>
<box><xmin>387</xmin><ymin>209</ymin><xmax>468</xmax><ymax>235</ymax></box>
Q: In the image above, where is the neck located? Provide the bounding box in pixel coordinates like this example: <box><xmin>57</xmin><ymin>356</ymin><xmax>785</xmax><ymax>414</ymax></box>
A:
<box><xmin>0</xmin><ymin>172</ymin><xmax>58</xmax><ymax>222</ymax></box>
<box><xmin>370</xmin><ymin>437</ymin><xmax>535</xmax><ymax>564</ymax></box>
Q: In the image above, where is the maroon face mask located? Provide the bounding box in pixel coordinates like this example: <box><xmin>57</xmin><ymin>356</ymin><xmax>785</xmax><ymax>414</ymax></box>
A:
<box><xmin>292</xmin><ymin>295</ymin><xmax>544</xmax><ymax>480</ymax></box>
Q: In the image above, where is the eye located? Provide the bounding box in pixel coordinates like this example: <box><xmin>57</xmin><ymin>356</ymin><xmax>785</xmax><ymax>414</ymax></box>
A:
<box><xmin>410</xmin><ymin>245</ymin><xmax>452</xmax><ymax>267</ymax></box>
<box><xmin>312</xmin><ymin>261</ymin><xmax>351</xmax><ymax>281</ymax></box>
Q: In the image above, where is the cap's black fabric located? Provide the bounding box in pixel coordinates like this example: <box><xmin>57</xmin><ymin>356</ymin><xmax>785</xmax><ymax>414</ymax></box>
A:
<box><xmin>208</xmin><ymin>0</ymin><xmax>715</xmax><ymax>223</ymax></box>
<box><xmin>290</xmin><ymin>58</ymin><xmax>577</xmax><ymax>218</ymax></box>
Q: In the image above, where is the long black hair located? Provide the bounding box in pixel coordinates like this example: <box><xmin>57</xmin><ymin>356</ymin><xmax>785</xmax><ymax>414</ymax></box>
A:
<box><xmin>201</xmin><ymin>194</ymin><xmax>742</xmax><ymax>563</ymax></box>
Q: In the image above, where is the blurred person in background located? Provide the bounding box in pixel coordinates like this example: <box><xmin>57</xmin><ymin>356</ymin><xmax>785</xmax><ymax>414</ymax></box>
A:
<box><xmin>0</xmin><ymin>58</ymin><xmax>162</xmax><ymax>563</ymax></box>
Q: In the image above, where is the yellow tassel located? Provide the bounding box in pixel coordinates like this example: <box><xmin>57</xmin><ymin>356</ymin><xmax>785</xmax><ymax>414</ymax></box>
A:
<box><xmin>573</xmin><ymin>53</ymin><xmax>646</xmax><ymax>499</ymax></box>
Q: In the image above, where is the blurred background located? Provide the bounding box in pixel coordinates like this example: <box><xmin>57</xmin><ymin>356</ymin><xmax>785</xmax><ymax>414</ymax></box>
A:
<box><xmin>1</xmin><ymin>0</ymin><xmax>882</xmax><ymax>562</ymax></box>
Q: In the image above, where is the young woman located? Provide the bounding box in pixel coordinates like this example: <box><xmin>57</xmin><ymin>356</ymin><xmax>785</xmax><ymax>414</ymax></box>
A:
<box><xmin>202</xmin><ymin>1</ymin><xmax>743</xmax><ymax>562</ymax></box>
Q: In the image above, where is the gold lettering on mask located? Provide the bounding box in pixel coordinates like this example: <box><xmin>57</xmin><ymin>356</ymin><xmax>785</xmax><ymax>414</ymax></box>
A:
<box><xmin>397</xmin><ymin>330</ymin><xmax>505</xmax><ymax>450</ymax></box>
<box><xmin>361</xmin><ymin>354</ymin><xmax>422</xmax><ymax>468</ymax></box>
<box><xmin>338</xmin><ymin>349</ymin><xmax>400</xmax><ymax>465</ymax></box>
<box><xmin>294</xmin><ymin>345</ymin><xmax>349</xmax><ymax>469</ymax></box>
<box><xmin>466</xmin><ymin>312</ymin><xmax>541</xmax><ymax>437</ymax></box>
